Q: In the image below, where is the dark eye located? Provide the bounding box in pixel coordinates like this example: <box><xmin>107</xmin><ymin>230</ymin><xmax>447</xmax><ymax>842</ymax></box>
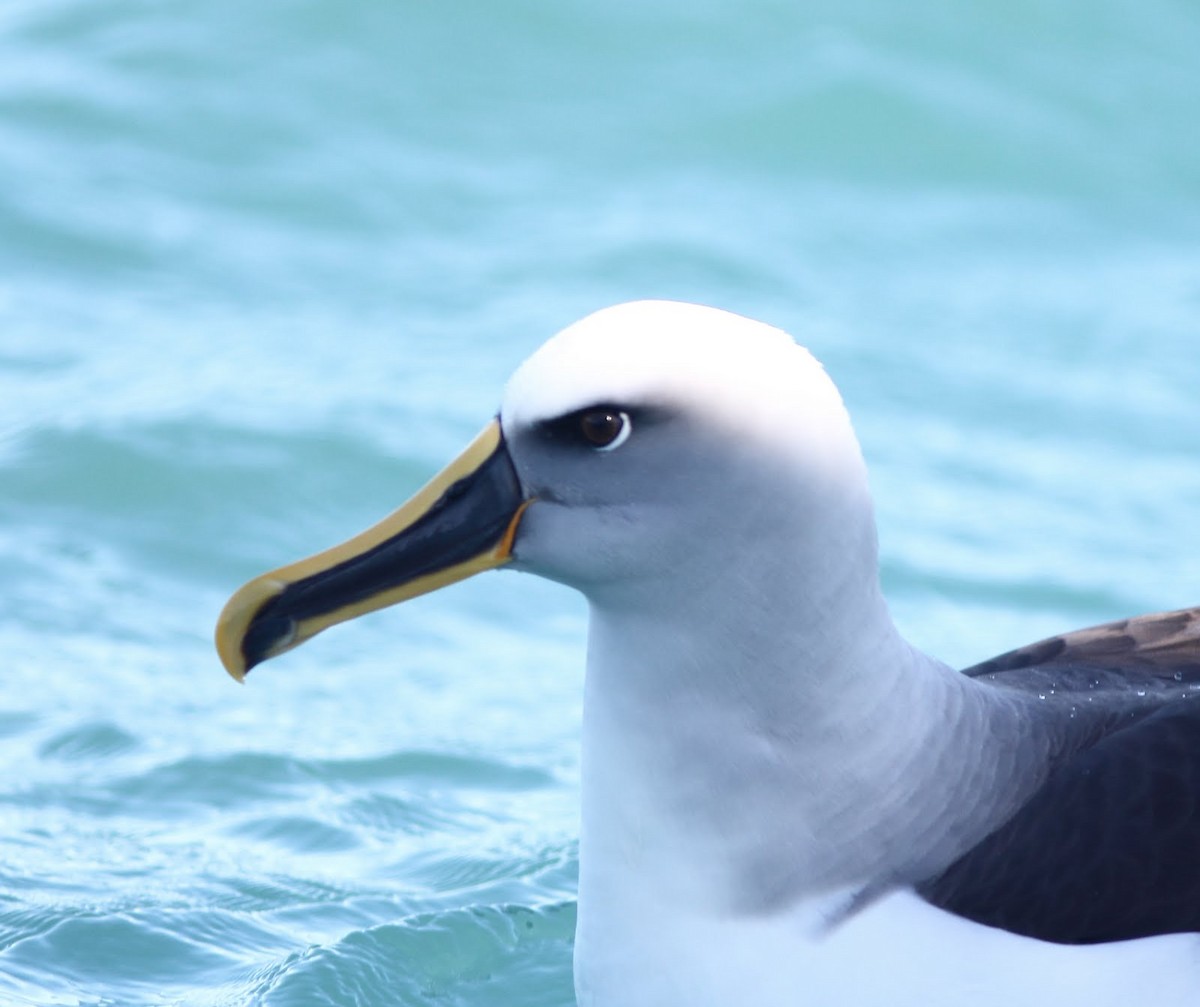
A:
<box><xmin>536</xmin><ymin>405</ymin><xmax>638</xmax><ymax>452</ymax></box>
<box><xmin>579</xmin><ymin>409</ymin><xmax>632</xmax><ymax>451</ymax></box>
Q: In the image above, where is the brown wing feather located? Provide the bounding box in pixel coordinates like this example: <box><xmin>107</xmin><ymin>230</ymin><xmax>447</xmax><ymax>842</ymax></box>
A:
<box><xmin>962</xmin><ymin>605</ymin><xmax>1200</xmax><ymax>681</ymax></box>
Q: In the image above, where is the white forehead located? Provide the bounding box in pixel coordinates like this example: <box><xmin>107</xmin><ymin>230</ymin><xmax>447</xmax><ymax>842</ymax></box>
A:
<box><xmin>500</xmin><ymin>300</ymin><xmax>849</xmax><ymax>448</ymax></box>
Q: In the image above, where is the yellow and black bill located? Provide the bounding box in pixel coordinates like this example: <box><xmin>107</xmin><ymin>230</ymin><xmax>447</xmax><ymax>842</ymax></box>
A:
<box><xmin>214</xmin><ymin>419</ymin><xmax>529</xmax><ymax>681</ymax></box>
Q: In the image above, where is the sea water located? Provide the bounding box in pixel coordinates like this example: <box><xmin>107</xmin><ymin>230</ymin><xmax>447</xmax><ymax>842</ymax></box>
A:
<box><xmin>1</xmin><ymin>1</ymin><xmax>1198</xmax><ymax>1003</ymax></box>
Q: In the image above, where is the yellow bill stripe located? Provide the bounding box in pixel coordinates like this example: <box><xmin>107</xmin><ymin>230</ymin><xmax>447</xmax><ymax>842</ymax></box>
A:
<box><xmin>215</xmin><ymin>420</ymin><xmax>526</xmax><ymax>681</ymax></box>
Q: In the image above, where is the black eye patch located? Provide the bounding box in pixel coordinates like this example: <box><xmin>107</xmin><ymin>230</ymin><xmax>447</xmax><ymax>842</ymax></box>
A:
<box><xmin>535</xmin><ymin>404</ymin><xmax>654</xmax><ymax>452</ymax></box>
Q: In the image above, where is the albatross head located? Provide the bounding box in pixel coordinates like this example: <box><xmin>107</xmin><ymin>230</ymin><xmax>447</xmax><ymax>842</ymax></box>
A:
<box><xmin>215</xmin><ymin>300</ymin><xmax>879</xmax><ymax>679</ymax></box>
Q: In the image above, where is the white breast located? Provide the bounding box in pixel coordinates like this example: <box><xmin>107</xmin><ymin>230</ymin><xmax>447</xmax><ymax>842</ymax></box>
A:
<box><xmin>574</xmin><ymin>885</ymin><xmax>1200</xmax><ymax>1007</ymax></box>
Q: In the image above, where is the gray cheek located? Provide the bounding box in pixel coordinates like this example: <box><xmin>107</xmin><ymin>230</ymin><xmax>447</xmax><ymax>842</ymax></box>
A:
<box><xmin>508</xmin><ymin>499</ymin><xmax>648</xmax><ymax>592</ymax></box>
<box><xmin>507</xmin><ymin>500</ymin><xmax>575</xmax><ymax>579</ymax></box>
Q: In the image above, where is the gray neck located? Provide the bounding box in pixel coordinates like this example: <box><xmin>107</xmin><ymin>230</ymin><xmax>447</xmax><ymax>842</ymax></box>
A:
<box><xmin>578</xmin><ymin>555</ymin><xmax>1057</xmax><ymax>916</ymax></box>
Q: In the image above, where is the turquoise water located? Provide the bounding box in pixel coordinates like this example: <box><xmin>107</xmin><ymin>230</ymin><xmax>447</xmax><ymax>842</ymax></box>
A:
<box><xmin>2</xmin><ymin>1</ymin><xmax>1199</xmax><ymax>1003</ymax></box>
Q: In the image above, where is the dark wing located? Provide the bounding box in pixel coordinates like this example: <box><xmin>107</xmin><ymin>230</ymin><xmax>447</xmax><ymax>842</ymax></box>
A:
<box><xmin>962</xmin><ymin>605</ymin><xmax>1200</xmax><ymax>683</ymax></box>
<box><xmin>918</xmin><ymin>699</ymin><xmax>1200</xmax><ymax>943</ymax></box>
<box><xmin>925</xmin><ymin>605</ymin><xmax>1200</xmax><ymax>943</ymax></box>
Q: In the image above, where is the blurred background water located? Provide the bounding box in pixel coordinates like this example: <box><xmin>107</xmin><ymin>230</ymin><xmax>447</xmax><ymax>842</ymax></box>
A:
<box><xmin>1</xmin><ymin>1</ymin><xmax>1198</xmax><ymax>1003</ymax></box>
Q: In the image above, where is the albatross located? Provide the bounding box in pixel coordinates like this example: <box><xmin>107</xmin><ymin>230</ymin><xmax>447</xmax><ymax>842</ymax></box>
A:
<box><xmin>215</xmin><ymin>300</ymin><xmax>1200</xmax><ymax>1006</ymax></box>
